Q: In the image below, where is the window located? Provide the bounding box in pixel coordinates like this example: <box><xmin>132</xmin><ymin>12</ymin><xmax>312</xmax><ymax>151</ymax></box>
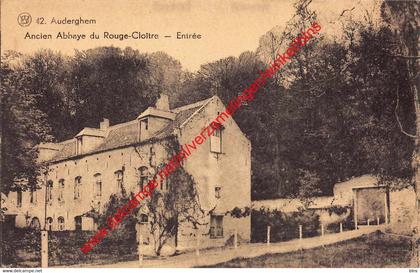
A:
<box><xmin>17</xmin><ymin>189</ymin><xmax>22</xmax><ymax>207</ymax></box>
<box><xmin>76</xmin><ymin>137</ymin><xmax>83</xmax><ymax>155</ymax></box>
<box><xmin>58</xmin><ymin>216</ymin><xmax>65</xmax><ymax>231</ymax></box>
<box><xmin>141</xmin><ymin>119</ymin><xmax>148</xmax><ymax>130</ymax></box>
<box><xmin>30</xmin><ymin>217</ymin><xmax>41</xmax><ymax>230</ymax></box>
<box><xmin>215</xmin><ymin>187</ymin><xmax>221</xmax><ymax>199</ymax></box>
<box><xmin>210</xmin><ymin>128</ymin><xmax>223</xmax><ymax>153</ymax></box>
<box><xmin>210</xmin><ymin>215</ymin><xmax>223</xmax><ymax>238</ymax></box>
<box><xmin>74</xmin><ymin>176</ymin><xmax>81</xmax><ymax>199</ymax></box>
<box><xmin>58</xmin><ymin>179</ymin><xmax>65</xmax><ymax>202</ymax></box>
<box><xmin>139</xmin><ymin>214</ymin><xmax>148</xmax><ymax>224</ymax></box>
<box><xmin>46</xmin><ymin>180</ymin><xmax>53</xmax><ymax>202</ymax></box>
<box><xmin>138</xmin><ymin>167</ymin><xmax>149</xmax><ymax>191</ymax></box>
<box><xmin>94</xmin><ymin>173</ymin><xmax>102</xmax><ymax>197</ymax></box>
<box><xmin>46</xmin><ymin>217</ymin><xmax>53</xmax><ymax>231</ymax></box>
<box><xmin>30</xmin><ymin>188</ymin><xmax>37</xmax><ymax>204</ymax></box>
<box><xmin>115</xmin><ymin>170</ymin><xmax>124</xmax><ymax>193</ymax></box>
<box><xmin>139</xmin><ymin>119</ymin><xmax>149</xmax><ymax>141</ymax></box>
<box><xmin>75</xmin><ymin>216</ymin><xmax>82</xmax><ymax>231</ymax></box>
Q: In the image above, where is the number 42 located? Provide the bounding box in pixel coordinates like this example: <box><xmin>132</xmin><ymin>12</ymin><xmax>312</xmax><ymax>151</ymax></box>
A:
<box><xmin>36</xmin><ymin>17</ymin><xmax>45</xmax><ymax>24</ymax></box>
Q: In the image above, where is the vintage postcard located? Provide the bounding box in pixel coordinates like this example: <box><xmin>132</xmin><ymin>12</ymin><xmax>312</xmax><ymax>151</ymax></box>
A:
<box><xmin>1</xmin><ymin>0</ymin><xmax>419</xmax><ymax>271</ymax></box>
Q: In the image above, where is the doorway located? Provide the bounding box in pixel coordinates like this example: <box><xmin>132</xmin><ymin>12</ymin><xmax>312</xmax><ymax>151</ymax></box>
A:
<box><xmin>353</xmin><ymin>186</ymin><xmax>389</xmax><ymax>228</ymax></box>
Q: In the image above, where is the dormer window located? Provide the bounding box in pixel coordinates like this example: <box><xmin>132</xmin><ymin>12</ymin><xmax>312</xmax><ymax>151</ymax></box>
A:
<box><xmin>76</xmin><ymin>137</ymin><xmax>83</xmax><ymax>155</ymax></box>
<box><xmin>142</xmin><ymin>119</ymin><xmax>148</xmax><ymax>130</ymax></box>
<box><xmin>138</xmin><ymin>118</ymin><xmax>149</xmax><ymax>141</ymax></box>
<box><xmin>74</xmin><ymin>128</ymin><xmax>106</xmax><ymax>154</ymax></box>
<box><xmin>137</xmin><ymin>102</ymin><xmax>176</xmax><ymax>142</ymax></box>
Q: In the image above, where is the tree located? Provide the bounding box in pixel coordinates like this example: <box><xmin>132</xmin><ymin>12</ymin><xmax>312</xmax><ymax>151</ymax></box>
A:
<box><xmin>147</xmin><ymin>51</ymin><xmax>185</xmax><ymax>109</ymax></box>
<box><xmin>18</xmin><ymin>50</ymin><xmax>72</xmax><ymax>141</ymax></box>
<box><xmin>251</xmin><ymin>0</ymin><xmax>415</xmax><ymax>200</ymax></box>
<box><xmin>97</xmin><ymin>192</ymin><xmax>140</xmax><ymax>244</ymax></box>
<box><xmin>145</xmin><ymin>139</ymin><xmax>208</xmax><ymax>256</ymax></box>
<box><xmin>297</xmin><ymin>170</ymin><xmax>322</xmax><ymax>208</ymax></box>
<box><xmin>65</xmin><ymin>47</ymin><xmax>161</xmax><ymax>137</ymax></box>
<box><xmin>1</xmin><ymin>51</ymin><xmax>54</xmax><ymax>193</ymax></box>
<box><xmin>380</xmin><ymin>0</ymin><xmax>420</xmax><ymax>266</ymax></box>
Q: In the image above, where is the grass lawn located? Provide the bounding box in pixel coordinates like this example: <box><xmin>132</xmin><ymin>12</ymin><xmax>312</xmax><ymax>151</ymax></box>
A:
<box><xmin>206</xmin><ymin>231</ymin><xmax>412</xmax><ymax>268</ymax></box>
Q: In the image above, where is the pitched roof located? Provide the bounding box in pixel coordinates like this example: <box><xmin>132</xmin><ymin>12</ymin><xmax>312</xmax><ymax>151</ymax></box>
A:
<box><xmin>47</xmin><ymin>98</ymin><xmax>212</xmax><ymax>163</ymax></box>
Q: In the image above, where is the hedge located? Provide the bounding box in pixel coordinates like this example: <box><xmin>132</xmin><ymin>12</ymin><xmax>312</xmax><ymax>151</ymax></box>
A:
<box><xmin>251</xmin><ymin>208</ymin><xmax>320</xmax><ymax>243</ymax></box>
<box><xmin>48</xmin><ymin>227</ymin><xmax>137</xmax><ymax>266</ymax></box>
<box><xmin>1</xmin><ymin>226</ymin><xmax>41</xmax><ymax>266</ymax></box>
<box><xmin>1</xmin><ymin>225</ymin><xmax>137</xmax><ymax>267</ymax></box>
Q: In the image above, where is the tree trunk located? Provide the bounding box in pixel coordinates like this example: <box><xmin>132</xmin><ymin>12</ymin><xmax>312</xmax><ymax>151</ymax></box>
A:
<box><xmin>155</xmin><ymin>240</ymin><xmax>162</xmax><ymax>256</ymax></box>
<box><xmin>175</xmin><ymin>221</ymin><xmax>179</xmax><ymax>249</ymax></box>
<box><xmin>385</xmin><ymin>2</ymin><xmax>420</xmax><ymax>264</ymax></box>
<box><xmin>410</xmin><ymin>63</ymin><xmax>420</xmax><ymax>267</ymax></box>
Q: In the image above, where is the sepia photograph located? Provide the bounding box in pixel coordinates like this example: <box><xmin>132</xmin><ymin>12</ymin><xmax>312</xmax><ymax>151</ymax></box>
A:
<box><xmin>0</xmin><ymin>0</ymin><xmax>419</xmax><ymax>271</ymax></box>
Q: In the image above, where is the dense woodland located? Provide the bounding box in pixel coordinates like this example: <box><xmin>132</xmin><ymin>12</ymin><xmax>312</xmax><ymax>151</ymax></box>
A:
<box><xmin>1</xmin><ymin>0</ymin><xmax>417</xmax><ymax>201</ymax></box>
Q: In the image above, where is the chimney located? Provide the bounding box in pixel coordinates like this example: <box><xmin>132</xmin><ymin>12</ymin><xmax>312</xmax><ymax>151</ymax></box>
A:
<box><xmin>155</xmin><ymin>94</ymin><xmax>170</xmax><ymax>111</ymax></box>
<box><xmin>100</xmin><ymin>118</ymin><xmax>110</xmax><ymax>130</ymax></box>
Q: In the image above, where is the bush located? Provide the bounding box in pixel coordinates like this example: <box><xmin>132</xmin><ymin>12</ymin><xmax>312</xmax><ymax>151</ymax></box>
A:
<box><xmin>1</xmin><ymin>225</ymin><xmax>137</xmax><ymax>267</ymax></box>
<box><xmin>46</xmin><ymin>193</ymin><xmax>140</xmax><ymax>265</ymax></box>
<box><xmin>251</xmin><ymin>208</ymin><xmax>320</xmax><ymax>243</ymax></box>
<box><xmin>48</xmin><ymin>231</ymin><xmax>94</xmax><ymax>265</ymax></box>
<box><xmin>48</xmin><ymin>229</ymin><xmax>137</xmax><ymax>266</ymax></box>
<box><xmin>1</xmin><ymin>226</ymin><xmax>40</xmax><ymax>267</ymax></box>
<box><xmin>1</xmin><ymin>223</ymin><xmax>18</xmax><ymax>266</ymax></box>
<box><xmin>326</xmin><ymin>206</ymin><xmax>354</xmax><ymax>233</ymax></box>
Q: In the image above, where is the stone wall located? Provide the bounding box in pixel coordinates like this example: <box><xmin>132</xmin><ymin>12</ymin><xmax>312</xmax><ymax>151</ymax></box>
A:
<box><xmin>389</xmin><ymin>187</ymin><xmax>416</xmax><ymax>235</ymax></box>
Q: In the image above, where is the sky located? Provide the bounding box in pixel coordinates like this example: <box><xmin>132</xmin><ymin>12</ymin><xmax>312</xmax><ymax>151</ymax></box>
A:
<box><xmin>1</xmin><ymin>0</ymin><xmax>376</xmax><ymax>71</ymax></box>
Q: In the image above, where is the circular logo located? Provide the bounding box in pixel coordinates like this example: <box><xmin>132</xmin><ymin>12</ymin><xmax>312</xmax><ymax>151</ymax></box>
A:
<box><xmin>18</xmin><ymin>12</ymin><xmax>32</xmax><ymax>27</ymax></box>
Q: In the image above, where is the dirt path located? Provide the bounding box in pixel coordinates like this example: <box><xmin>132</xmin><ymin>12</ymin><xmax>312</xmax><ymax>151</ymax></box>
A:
<box><xmin>68</xmin><ymin>225</ymin><xmax>385</xmax><ymax>268</ymax></box>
